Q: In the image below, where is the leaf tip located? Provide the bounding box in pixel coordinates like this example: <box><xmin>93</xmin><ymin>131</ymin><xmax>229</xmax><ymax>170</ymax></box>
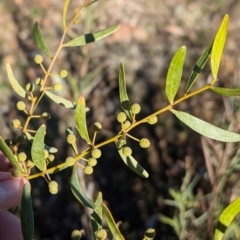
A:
<box><xmin>77</xmin><ymin>95</ymin><xmax>85</xmax><ymax>103</ymax></box>
<box><xmin>224</xmin><ymin>14</ymin><xmax>229</xmax><ymax>20</ymax></box>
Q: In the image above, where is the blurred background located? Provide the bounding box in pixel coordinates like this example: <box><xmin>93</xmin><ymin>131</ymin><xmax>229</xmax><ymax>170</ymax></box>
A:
<box><xmin>1</xmin><ymin>0</ymin><xmax>240</xmax><ymax>239</ymax></box>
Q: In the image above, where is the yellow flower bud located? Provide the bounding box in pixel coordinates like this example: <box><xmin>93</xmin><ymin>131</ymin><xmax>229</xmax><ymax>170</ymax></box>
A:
<box><xmin>34</xmin><ymin>54</ymin><xmax>43</xmax><ymax>64</ymax></box>
<box><xmin>48</xmin><ymin>181</ymin><xmax>58</xmax><ymax>194</ymax></box>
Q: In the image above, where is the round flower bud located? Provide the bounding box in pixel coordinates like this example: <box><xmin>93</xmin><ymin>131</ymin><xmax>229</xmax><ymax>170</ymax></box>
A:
<box><xmin>18</xmin><ymin>152</ymin><xmax>27</xmax><ymax>162</ymax></box>
<box><xmin>117</xmin><ymin>112</ymin><xmax>127</xmax><ymax>123</ymax></box>
<box><xmin>88</xmin><ymin>158</ymin><xmax>97</xmax><ymax>167</ymax></box>
<box><xmin>16</xmin><ymin>101</ymin><xmax>26</xmax><ymax>111</ymax></box>
<box><xmin>93</xmin><ymin>122</ymin><xmax>102</xmax><ymax>132</ymax></box>
<box><xmin>84</xmin><ymin>165</ymin><xmax>93</xmax><ymax>175</ymax></box>
<box><xmin>12</xmin><ymin>169</ymin><xmax>22</xmax><ymax>177</ymax></box>
<box><xmin>67</xmin><ymin>134</ymin><xmax>76</xmax><ymax>144</ymax></box>
<box><xmin>53</xmin><ymin>83</ymin><xmax>62</xmax><ymax>91</ymax></box>
<box><xmin>144</xmin><ymin>228</ymin><xmax>156</xmax><ymax>239</ymax></box>
<box><xmin>147</xmin><ymin>116</ymin><xmax>158</xmax><ymax>125</ymax></box>
<box><xmin>71</xmin><ymin>229</ymin><xmax>82</xmax><ymax>240</ymax></box>
<box><xmin>59</xmin><ymin>70</ymin><xmax>68</xmax><ymax>78</ymax></box>
<box><xmin>44</xmin><ymin>149</ymin><xmax>49</xmax><ymax>159</ymax></box>
<box><xmin>48</xmin><ymin>154</ymin><xmax>55</xmax><ymax>162</ymax></box>
<box><xmin>27</xmin><ymin>160</ymin><xmax>35</xmax><ymax>168</ymax></box>
<box><xmin>12</xmin><ymin>119</ymin><xmax>21</xmax><ymax>128</ymax></box>
<box><xmin>35</xmin><ymin>78</ymin><xmax>43</xmax><ymax>86</ymax></box>
<box><xmin>65</xmin><ymin>157</ymin><xmax>75</xmax><ymax>166</ymax></box>
<box><xmin>91</xmin><ymin>148</ymin><xmax>102</xmax><ymax>159</ymax></box>
<box><xmin>123</xmin><ymin>120</ymin><xmax>131</xmax><ymax>129</ymax></box>
<box><xmin>131</xmin><ymin>103</ymin><xmax>141</xmax><ymax>114</ymax></box>
<box><xmin>17</xmin><ymin>134</ymin><xmax>26</xmax><ymax>143</ymax></box>
<box><xmin>95</xmin><ymin>229</ymin><xmax>107</xmax><ymax>240</ymax></box>
<box><xmin>48</xmin><ymin>181</ymin><xmax>58</xmax><ymax>194</ymax></box>
<box><xmin>25</xmin><ymin>83</ymin><xmax>35</xmax><ymax>92</ymax></box>
<box><xmin>139</xmin><ymin>138</ymin><xmax>150</xmax><ymax>148</ymax></box>
<box><xmin>34</xmin><ymin>54</ymin><xmax>43</xmax><ymax>64</ymax></box>
<box><xmin>122</xmin><ymin>146</ymin><xmax>132</xmax><ymax>156</ymax></box>
<box><xmin>41</xmin><ymin>112</ymin><xmax>51</xmax><ymax>120</ymax></box>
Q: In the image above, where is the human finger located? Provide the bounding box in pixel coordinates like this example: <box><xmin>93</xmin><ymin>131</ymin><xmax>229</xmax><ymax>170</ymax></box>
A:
<box><xmin>0</xmin><ymin>176</ymin><xmax>29</xmax><ymax>210</ymax></box>
<box><xmin>0</xmin><ymin>210</ymin><xmax>23</xmax><ymax>240</ymax></box>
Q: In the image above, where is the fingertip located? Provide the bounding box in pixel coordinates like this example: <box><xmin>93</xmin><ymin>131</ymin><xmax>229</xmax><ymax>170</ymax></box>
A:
<box><xmin>0</xmin><ymin>176</ymin><xmax>30</xmax><ymax>210</ymax></box>
<box><xmin>0</xmin><ymin>210</ymin><xmax>23</xmax><ymax>240</ymax></box>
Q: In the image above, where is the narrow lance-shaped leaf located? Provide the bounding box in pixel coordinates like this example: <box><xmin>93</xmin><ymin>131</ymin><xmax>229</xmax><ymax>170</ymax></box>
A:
<box><xmin>45</xmin><ymin>90</ymin><xmax>76</xmax><ymax>109</ymax></box>
<box><xmin>33</xmin><ymin>22</ymin><xmax>51</xmax><ymax>57</ymax></box>
<box><xmin>159</xmin><ymin>214</ymin><xmax>178</xmax><ymax>229</ymax></box>
<box><xmin>75</xmin><ymin>96</ymin><xmax>91</xmax><ymax>144</ymax></box>
<box><xmin>31</xmin><ymin>125</ymin><xmax>46</xmax><ymax>171</ymax></box>
<box><xmin>160</xmin><ymin>214</ymin><xmax>181</xmax><ymax>236</ymax></box>
<box><xmin>63</xmin><ymin>25</ymin><xmax>120</xmax><ymax>47</ymax></box>
<box><xmin>102</xmin><ymin>203</ymin><xmax>125</xmax><ymax>240</ymax></box>
<box><xmin>119</xmin><ymin>62</ymin><xmax>132</xmax><ymax>120</ymax></box>
<box><xmin>21</xmin><ymin>184</ymin><xmax>34</xmax><ymax>240</ymax></box>
<box><xmin>214</xmin><ymin>197</ymin><xmax>240</xmax><ymax>240</ymax></box>
<box><xmin>0</xmin><ymin>137</ymin><xmax>24</xmax><ymax>172</ymax></box>
<box><xmin>116</xmin><ymin>140</ymin><xmax>149</xmax><ymax>178</ymax></box>
<box><xmin>165</xmin><ymin>46</ymin><xmax>186</xmax><ymax>104</ymax></box>
<box><xmin>62</xmin><ymin>0</ymin><xmax>71</xmax><ymax>28</ymax></box>
<box><xmin>25</xmin><ymin>132</ymin><xmax>58</xmax><ymax>153</ymax></box>
<box><xmin>70</xmin><ymin>166</ymin><xmax>95</xmax><ymax>208</ymax></box>
<box><xmin>185</xmin><ymin>42</ymin><xmax>213</xmax><ymax>93</ymax></box>
<box><xmin>171</xmin><ymin>109</ymin><xmax>240</xmax><ymax>142</ymax></box>
<box><xmin>211</xmin><ymin>87</ymin><xmax>240</xmax><ymax>97</ymax></box>
<box><xmin>211</xmin><ymin>15</ymin><xmax>229</xmax><ymax>79</ymax></box>
<box><xmin>91</xmin><ymin>192</ymin><xmax>103</xmax><ymax>240</ymax></box>
<box><xmin>6</xmin><ymin>63</ymin><xmax>27</xmax><ymax>98</ymax></box>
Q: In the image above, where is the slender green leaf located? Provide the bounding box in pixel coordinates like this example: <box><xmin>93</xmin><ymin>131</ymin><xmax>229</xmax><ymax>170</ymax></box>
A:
<box><xmin>31</xmin><ymin>125</ymin><xmax>46</xmax><ymax>171</ymax></box>
<box><xmin>214</xmin><ymin>197</ymin><xmax>240</xmax><ymax>240</ymax></box>
<box><xmin>119</xmin><ymin>62</ymin><xmax>132</xmax><ymax>120</ymax></box>
<box><xmin>166</xmin><ymin>46</ymin><xmax>186</xmax><ymax>104</ymax></box>
<box><xmin>70</xmin><ymin>166</ymin><xmax>95</xmax><ymax>208</ymax></box>
<box><xmin>33</xmin><ymin>22</ymin><xmax>51</xmax><ymax>57</ymax></box>
<box><xmin>45</xmin><ymin>90</ymin><xmax>76</xmax><ymax>109</ymax></box>
<box><xmin>25</xmin><ymin>131</ymin><xmax>58</xmax><ymax>153</ymax></box>
<box><xmin>185</xmin><ymin>42</ymin><xmax>213</xmax><ymax>93</ymax></box>
<box><xmin>160</xmin><ymin>214</ymin><xmax>180</xmax><ymax>236</ymax></box>
<box><xmin>62</xmin><ymin>0</ymin><xmax>71</xmax><ymax>28</ymax></box>
<box><xmin>102</xmin><ymin>203</ymin><xmax>125</xmax><ymax>240</ymax></box>
<box><xmin>159</xmin><ymin>214</ymin><xmax>176</xmax><ymax>228</ymax></box>
<box><xmin>75</xmin><ymin>96</ymin><xmax>91</xmax><ymax>144</ymax></box>
<box><xmin>211</xmin><ymin>15</ymin><xmax>229</xmax><ymax>79</ymax></box>
<box><xmin>6</xmin><ymin>63</ymin><xmax>27</xmax><ymax>98</ymax></box>
<box><xmin>116</xmin><ymin>140</ymin><xmax>149</xmax><ymax>178</ymax></box>
<box><xmin>21</xmin><ymin>184</ymin><xmax>34</xmax><ymax>240</ymax></box>
<box><xmin>171</xmin><ymin>110</ymin><xmax>240</xmax><ymax>142</ymax></box>
<box><xmin>44</xmin><ymin>90</ymin><xmax>89</xmax><ymax>110</ymax></box>
<box><xmin>0</xmin><ymin>137</ymin><xmax>24</xmax><ymax>172</ymax></box>
<box><xmin>91</xmin><ymin>192</ymin><xmax>103</xmax><ymax>240</ymax></box>
<box><xmin>63</xmin><ymin>25</ymin><xmax>120</xmax><ymax>47</ymax></box>
<box><xmin>211</xmin><ymin>87</ymin><xmax>240</xmax><ymax>96</ymax></box>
